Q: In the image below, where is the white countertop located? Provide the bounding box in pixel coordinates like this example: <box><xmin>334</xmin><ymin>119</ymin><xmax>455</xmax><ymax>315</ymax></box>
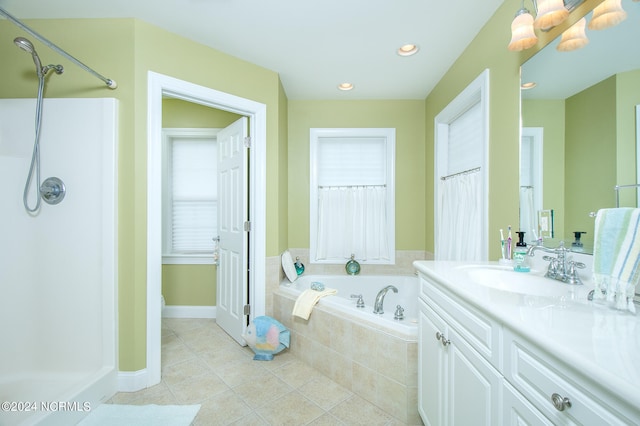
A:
<box><xmin>413</xmin><ymin>260</ymin><xmax>640</xmax><ymax>411</ymax></box>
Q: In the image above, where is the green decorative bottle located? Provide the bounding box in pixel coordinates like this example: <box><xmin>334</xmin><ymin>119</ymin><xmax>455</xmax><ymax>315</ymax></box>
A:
<box><xmin>294</xmin><ymin>256</ymin><xmax>305</xmax><ymax>276</ymax></box>
<box><xmin>345</xmin><ymin>254</ymin><xmax>361</xmax><ymax>275</ymax></box>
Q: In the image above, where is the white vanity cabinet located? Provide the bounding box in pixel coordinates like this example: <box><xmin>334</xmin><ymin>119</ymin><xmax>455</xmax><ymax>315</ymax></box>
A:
<box><xmin>417</xmin><ymin>267</ymin><xmax>640</xmax><ymax>426</ymax></box>
<box><xmin>418</xmin><ymin>275</ymin><xmax>502</xmax><ymax>426</ymax></box>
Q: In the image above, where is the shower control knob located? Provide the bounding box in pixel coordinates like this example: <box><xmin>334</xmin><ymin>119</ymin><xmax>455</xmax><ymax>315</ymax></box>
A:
<box><xmin>40</xmin><ymin>177</ymin><xmax>66</xmax><ymax>205</ymax></box>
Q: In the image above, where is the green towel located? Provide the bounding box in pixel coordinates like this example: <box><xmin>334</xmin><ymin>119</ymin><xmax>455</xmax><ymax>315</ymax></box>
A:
<box><xmin>592</xmin><ymin>208</ymin><xmax>640</xmax><ymax>313</ymax></box>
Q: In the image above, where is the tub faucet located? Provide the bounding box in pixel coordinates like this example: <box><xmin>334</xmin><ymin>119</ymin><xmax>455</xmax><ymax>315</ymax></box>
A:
<box><xmin>373</xmin><ymin>285</ymin><xmax>398</xmax><ymax>314</ymax></box>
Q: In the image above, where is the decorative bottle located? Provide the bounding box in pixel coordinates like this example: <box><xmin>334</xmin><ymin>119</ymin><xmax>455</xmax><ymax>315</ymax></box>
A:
<box><xmin>345</xmin><ymin>254</ymin><xmax>361</xmax><ymax>275</ymax></box>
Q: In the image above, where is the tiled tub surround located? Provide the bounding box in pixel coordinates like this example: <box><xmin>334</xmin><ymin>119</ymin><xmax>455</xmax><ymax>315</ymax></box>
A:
<box><xmin>273</xmin><ymin>276</ymin><xmax>420</xmax><ymax>424</ymax></box>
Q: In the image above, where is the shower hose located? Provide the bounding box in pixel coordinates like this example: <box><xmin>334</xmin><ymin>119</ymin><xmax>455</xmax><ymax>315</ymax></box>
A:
<box><xmin>23</xmin><ymin>72</ymin><xmax>45</xmax><ymax>213</ymax></box>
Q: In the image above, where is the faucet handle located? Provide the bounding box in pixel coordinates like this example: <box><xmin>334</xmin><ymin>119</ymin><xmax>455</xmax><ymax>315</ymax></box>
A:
<box><xmin>394</xmin><ymin>305</ymin><xmax>405</xmax><ymax>320</ymax></box>
<box><xmin>350</xmin><ymin>294</ymin><xmax>365</xmax><ymax>308</ymax></box>
<box><xmin>565</xmin><ymin>261</ymin><xmax>585</xmax><ymax>285</ymax></box>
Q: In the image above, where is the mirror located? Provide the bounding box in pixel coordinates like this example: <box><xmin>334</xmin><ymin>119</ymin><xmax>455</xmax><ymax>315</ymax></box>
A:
<box><xmin>520</xmin><ymin>3</ymin><xmax>640</xmax><ymax>254</ymax></box>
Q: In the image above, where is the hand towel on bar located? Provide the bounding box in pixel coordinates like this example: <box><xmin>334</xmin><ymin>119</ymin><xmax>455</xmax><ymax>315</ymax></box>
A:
<box><xmin>292</xmin><ymin>288</ymin><xmax>337</xmax><ymax>320</ymax></box>
<box><xmin>592</xmin><ymin>208</ymin><xmax>640</xmax><ymax>313</ymax></box>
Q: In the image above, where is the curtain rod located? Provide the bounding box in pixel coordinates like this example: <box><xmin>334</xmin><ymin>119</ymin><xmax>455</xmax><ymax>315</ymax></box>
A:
<box><xmin>440</xmin><ymin>167</ymin><xmax>481</xmax><ymax>181</ymax></box>
<box><xmin>0</xmin><ymin>6</ymin><xmax>117</xmax><ymax>89</ymax></box>
<box><xmin>318</xmin><ymin>184</ymin><xmax>386</xmax><ymax>189</ymax></box>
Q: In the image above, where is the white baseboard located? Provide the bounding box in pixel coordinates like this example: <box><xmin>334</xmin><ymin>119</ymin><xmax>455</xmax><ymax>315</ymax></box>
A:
<box><xmin>117</xmin><ymin>369</ymin><xmax>148</xmax><ymax>392</ymax></box>
<box><xmin>162</xmin><ymin>305</ymin><xmax>216</xmax><ymax>318</ymax></box>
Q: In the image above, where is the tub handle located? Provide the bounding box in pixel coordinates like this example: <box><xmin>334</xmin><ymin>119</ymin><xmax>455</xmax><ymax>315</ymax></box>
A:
<box><xmin>350</xmin><ymin>294</ymin><xmax>365</xmax><ymax>308</ymax></box>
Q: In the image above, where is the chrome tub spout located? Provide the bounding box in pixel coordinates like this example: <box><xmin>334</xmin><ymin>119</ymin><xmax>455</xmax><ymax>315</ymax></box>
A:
<box><xmin>373</xmin><ymin>285</ymin><xmax>398</xmax><ymax>314</ymax></box>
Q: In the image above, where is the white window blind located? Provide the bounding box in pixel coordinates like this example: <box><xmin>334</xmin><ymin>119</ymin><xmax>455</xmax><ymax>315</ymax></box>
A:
<box><xmin>310</xmin><ymin>128</ymin><xmax>395</xmax><ymax>264</ymax></box>
<box><xmin>163</xmin><ymin>131</ymin><xmax>218</xmax><ymax>259</ymax></box>
<box><xmin>446</xmin><ymin>100</ymin><xmax>482</xmax><ymax>175</ymax></box>
<box><xmin>317</xmin><ymin>137</ymin><xmax>386</xmax><ymax>186</ymax></box>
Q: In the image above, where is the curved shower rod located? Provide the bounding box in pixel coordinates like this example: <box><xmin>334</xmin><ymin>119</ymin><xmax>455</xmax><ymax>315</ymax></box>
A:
<box><xmin>0</xmin><ymin>6</ymin><xmax>117</xmax><ymax>89</ymax></box>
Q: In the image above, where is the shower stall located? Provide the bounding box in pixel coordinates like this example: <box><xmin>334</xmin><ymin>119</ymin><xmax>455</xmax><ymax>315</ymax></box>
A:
<box><xmin>0</xmin><ymin>98</ymin><xmax>118</xmax><ymax>425</ymax></box>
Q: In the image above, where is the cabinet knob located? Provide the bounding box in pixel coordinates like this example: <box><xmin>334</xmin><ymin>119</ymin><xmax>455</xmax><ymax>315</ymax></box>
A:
<box><xmin>551</xmin><ymin>393</ymin><xmax>572</xmax><ymax>411</ymax></box>
<box><xmin>435</xmin><ymin>331</ymin><xmax>450</xmax><ymax>347</ymax></box>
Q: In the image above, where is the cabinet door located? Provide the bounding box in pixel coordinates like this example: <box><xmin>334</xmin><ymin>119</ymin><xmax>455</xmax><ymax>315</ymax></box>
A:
<box><xmin>446</xmin><ymin>325</ymin><xmax>503</xmax><ymax>426</ymax></box>
<box><xmin>419</xmin><ymin>299</ymin><xmax>447</xmax><ymax>426</ymax></box>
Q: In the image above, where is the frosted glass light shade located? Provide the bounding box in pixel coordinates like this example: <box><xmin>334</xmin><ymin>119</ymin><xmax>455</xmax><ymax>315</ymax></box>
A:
<box><xmin>508</xmin><ymin>9</ymin><xmax>538</xmax><ymax>52</ymax></box>
<box><xmin>534</xmin><ymin>0</ymin><xmax>569</xmax><ymax>30</ymax></box>
<box><xmin>557</xmin><ymin>18</ymin><xmax>589</xmax><ymax>51</ymax></box>
<box><xmin>589</xmin><ymin>0</ymin><xmax>627</xmax><ymax>30</ymax></box>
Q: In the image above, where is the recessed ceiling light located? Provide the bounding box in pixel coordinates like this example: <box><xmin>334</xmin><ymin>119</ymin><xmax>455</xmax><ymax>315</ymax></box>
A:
<box><xmin>397</xmin><ymin>44</ymin><xmax>419</xmax><ymax>56</ymax></box>
<box><xmin>338</xmin><ymin>83</ymin><xmax>354</xmax><ymax>91</ymax></box>
<box><xmin>521</xmin><ymin>82</ymin><xmax>537</xmax><ymax>90</ymax></box>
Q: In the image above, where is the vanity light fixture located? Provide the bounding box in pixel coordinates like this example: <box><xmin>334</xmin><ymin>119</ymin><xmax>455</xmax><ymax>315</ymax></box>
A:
<box><xmin>397</xmin><ymin>44</ymin><xmax>419</xmax><ymax>56</ymax></box>
<box><xmin>337</xmin><ymin>82</ymin><xmax>354</xmax><ymax>91</ymax></box>
<box><xmin>508</xmin><ymin>5</ymin><xmax>538</xmax><ymax>51</ymax></box>
<box><xmin>534</xmin><ymin>0</ymin><xmax>569</xmax><ymax>30</ymax></box>
<box><xmin>588</xmin><ymin>0</ymin><xmax>627</xmax><ymax>30</ymax></box>
<box><xmin>557</xmin><ymin>17</ymin><xmax>589</xmax><ymax>51</ymax></box>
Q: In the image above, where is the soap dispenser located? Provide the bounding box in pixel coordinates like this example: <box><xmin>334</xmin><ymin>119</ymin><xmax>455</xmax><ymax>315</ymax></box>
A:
<box><xmin>345</xmin><ymin>254</ymin><xmax>361</xmax><ymax>275</ymax></box>
<box><xmin>571</xmin><ymin>231</ymin><xmax>586</xmax><ymax>252</ymax></box>
<box><xmin>513</xmin><ymin>231</ymin><xmax>530</xmax><ymax>272</ymax></box>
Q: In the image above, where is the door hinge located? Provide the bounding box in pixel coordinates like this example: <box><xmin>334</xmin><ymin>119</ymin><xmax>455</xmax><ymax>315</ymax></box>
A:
<box><xmin>244</xmin><ymin>136</ymin><xmax>252</xmax><ymax>148</ymax></box>
<box><xmin>244</xmin><ymin>221</ymin><xmax>251</xmax><ymax>232</ymax></box>
<box><xmin>243</xmin><ymin>304</ymin><xmax>251</xmax><ymax>315</ymax></box>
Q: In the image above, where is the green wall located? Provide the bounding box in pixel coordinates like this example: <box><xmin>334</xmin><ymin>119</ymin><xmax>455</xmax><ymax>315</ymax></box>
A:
<box><xmin>522</xmin><ymin>99</ymin><xmax>566</xmax><ymax>243</ymax></box>
<box><xmin>0</xmin><ymin>18</ymin><xmax>286</xmax><ymax>371</ymax></box>
<box><xmin>287</xmin><ymin>100</ymin><xmax>426</xmax><ymax>251</ymax></box>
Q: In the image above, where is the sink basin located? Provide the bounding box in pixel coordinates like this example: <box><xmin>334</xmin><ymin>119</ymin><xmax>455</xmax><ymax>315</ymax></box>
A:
<box><xmin>455</xmin><ymin>265</ymin><xmax>588</xmax><ymax>298</ymax></box>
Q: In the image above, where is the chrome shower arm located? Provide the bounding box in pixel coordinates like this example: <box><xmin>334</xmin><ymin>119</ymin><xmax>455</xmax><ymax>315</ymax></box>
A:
<box><xmin>0</xmin><ymin>6</ymin><xmax>117</xmax><ymax>89</ymax></box>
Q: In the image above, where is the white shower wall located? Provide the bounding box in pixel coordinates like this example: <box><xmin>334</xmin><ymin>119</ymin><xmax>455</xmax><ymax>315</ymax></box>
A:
<box><xmin>0</xmin><ymin>98</ymin><xmax>117</xmax><ymax>425</ymax></box>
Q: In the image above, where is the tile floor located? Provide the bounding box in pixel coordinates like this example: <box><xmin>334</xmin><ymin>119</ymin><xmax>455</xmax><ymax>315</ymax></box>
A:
<box><xmin>110</xmin><ymin>318</ymin><xmax>417</xmax><ymax>425</ymax></box>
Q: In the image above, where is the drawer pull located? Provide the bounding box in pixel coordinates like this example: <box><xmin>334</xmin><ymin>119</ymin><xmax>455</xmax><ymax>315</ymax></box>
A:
<box><xmin>551</xmin><ymin>393</ymin><xmax>572</xmax><ymax>411</ymax></box>
<box><xmin>435</xmin><ymin>331</ymin><xmax>450</xmax><ymax>347</ymax></box>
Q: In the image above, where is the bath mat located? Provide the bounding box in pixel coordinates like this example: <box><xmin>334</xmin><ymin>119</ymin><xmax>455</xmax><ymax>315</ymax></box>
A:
<box><xmin>77</xmin><ymin>403</ymin><xmax>200</xmax><ymax>425</ymax></box>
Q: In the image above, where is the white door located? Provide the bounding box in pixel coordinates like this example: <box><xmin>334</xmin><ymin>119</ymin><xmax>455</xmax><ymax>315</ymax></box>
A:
<box><xmin>216</xmin><ymin>117</ymin><xmax>249</xmax><ymax>345</ymax></box>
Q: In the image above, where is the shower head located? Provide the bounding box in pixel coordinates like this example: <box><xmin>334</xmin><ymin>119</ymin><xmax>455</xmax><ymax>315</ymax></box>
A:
<box><xmin>14</xmin><ymin>36</ymin><xmax>35</xmax><ymax>54</ymax></box>
<box><xmin>14</xmin><ymin>36</ymin><xmax>43</xmax><ymax>75</ymax></box>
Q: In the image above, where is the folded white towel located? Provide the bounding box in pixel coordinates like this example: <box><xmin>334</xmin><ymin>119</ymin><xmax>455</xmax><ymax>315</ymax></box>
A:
<box><xmin>593</xmin><ymin>208</ymin><xmax>640</xmax><ymax>313</ymax></box>
<box><xmin>292</xmin><ymin>288</ymin><xmax>337</xmax><ymax>320</ymax></box>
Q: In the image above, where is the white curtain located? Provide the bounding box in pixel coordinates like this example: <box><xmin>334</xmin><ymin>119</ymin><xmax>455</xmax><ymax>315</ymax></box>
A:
<box><xmin>436</xmin><ymin>171</ymin><xmax>482</xmax><ymax>261</ymax></box>
<box><xmin>519</xmin><ymin>186</ymin><xmax>536</xmax><ymax>239</ymax></box>
<box><xmin>316</xmin><ymin>185</ymin><xmax>389</xmax><ymax>261</ymax></box>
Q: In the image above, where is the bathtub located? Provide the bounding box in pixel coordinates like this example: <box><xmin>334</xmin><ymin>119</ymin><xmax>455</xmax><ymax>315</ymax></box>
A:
<box><xmin>273</xmin><ymin>274</ymin><xmax>420</xmax><ymax>424</ymax></box>
<box><xmin>279</xmin><ymin>274</ymin><xmax>418</xmax><ymax>335</ymax></box>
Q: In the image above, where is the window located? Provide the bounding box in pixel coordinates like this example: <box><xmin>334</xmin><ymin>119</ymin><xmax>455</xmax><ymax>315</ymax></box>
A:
<box><xmin>162</xmin><ymin>128</ymin><xmax>219</xmax><ymax>264</ymax></box>
<box><xmin>310</xmin><ymin>128</ymin><xmax>395</xmax><ymax>264</ymax></box>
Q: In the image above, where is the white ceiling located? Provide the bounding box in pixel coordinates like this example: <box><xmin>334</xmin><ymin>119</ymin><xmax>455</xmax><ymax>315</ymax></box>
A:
<box><xmin>0</xmin><ymin>0</ymin><xmax>504</xmax><ymax>100</ymax></box>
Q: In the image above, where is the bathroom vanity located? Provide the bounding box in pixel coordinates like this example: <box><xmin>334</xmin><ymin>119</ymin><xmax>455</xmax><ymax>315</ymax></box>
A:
<box><xmin>414</xmin><ymin>260</ymin><xmax>640</xmax><ymax>425</ymax></box>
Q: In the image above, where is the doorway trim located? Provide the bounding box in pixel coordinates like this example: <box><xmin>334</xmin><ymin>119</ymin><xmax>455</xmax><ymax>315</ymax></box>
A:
<box><xmin>146</xmin><ymin>71</ymin><xmax>266</xmax><ymax>387</ymax></box>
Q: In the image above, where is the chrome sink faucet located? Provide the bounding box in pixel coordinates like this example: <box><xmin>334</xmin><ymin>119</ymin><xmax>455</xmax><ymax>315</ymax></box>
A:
<box><xmin>527</xmin><ymin>241</ymin><xmax>585</xmax><ymax>285</ymax></box>
<box><xmin>373</xmin><ymin>285</ymin><xmax>398</xmax><ymax>314</ymax></box>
